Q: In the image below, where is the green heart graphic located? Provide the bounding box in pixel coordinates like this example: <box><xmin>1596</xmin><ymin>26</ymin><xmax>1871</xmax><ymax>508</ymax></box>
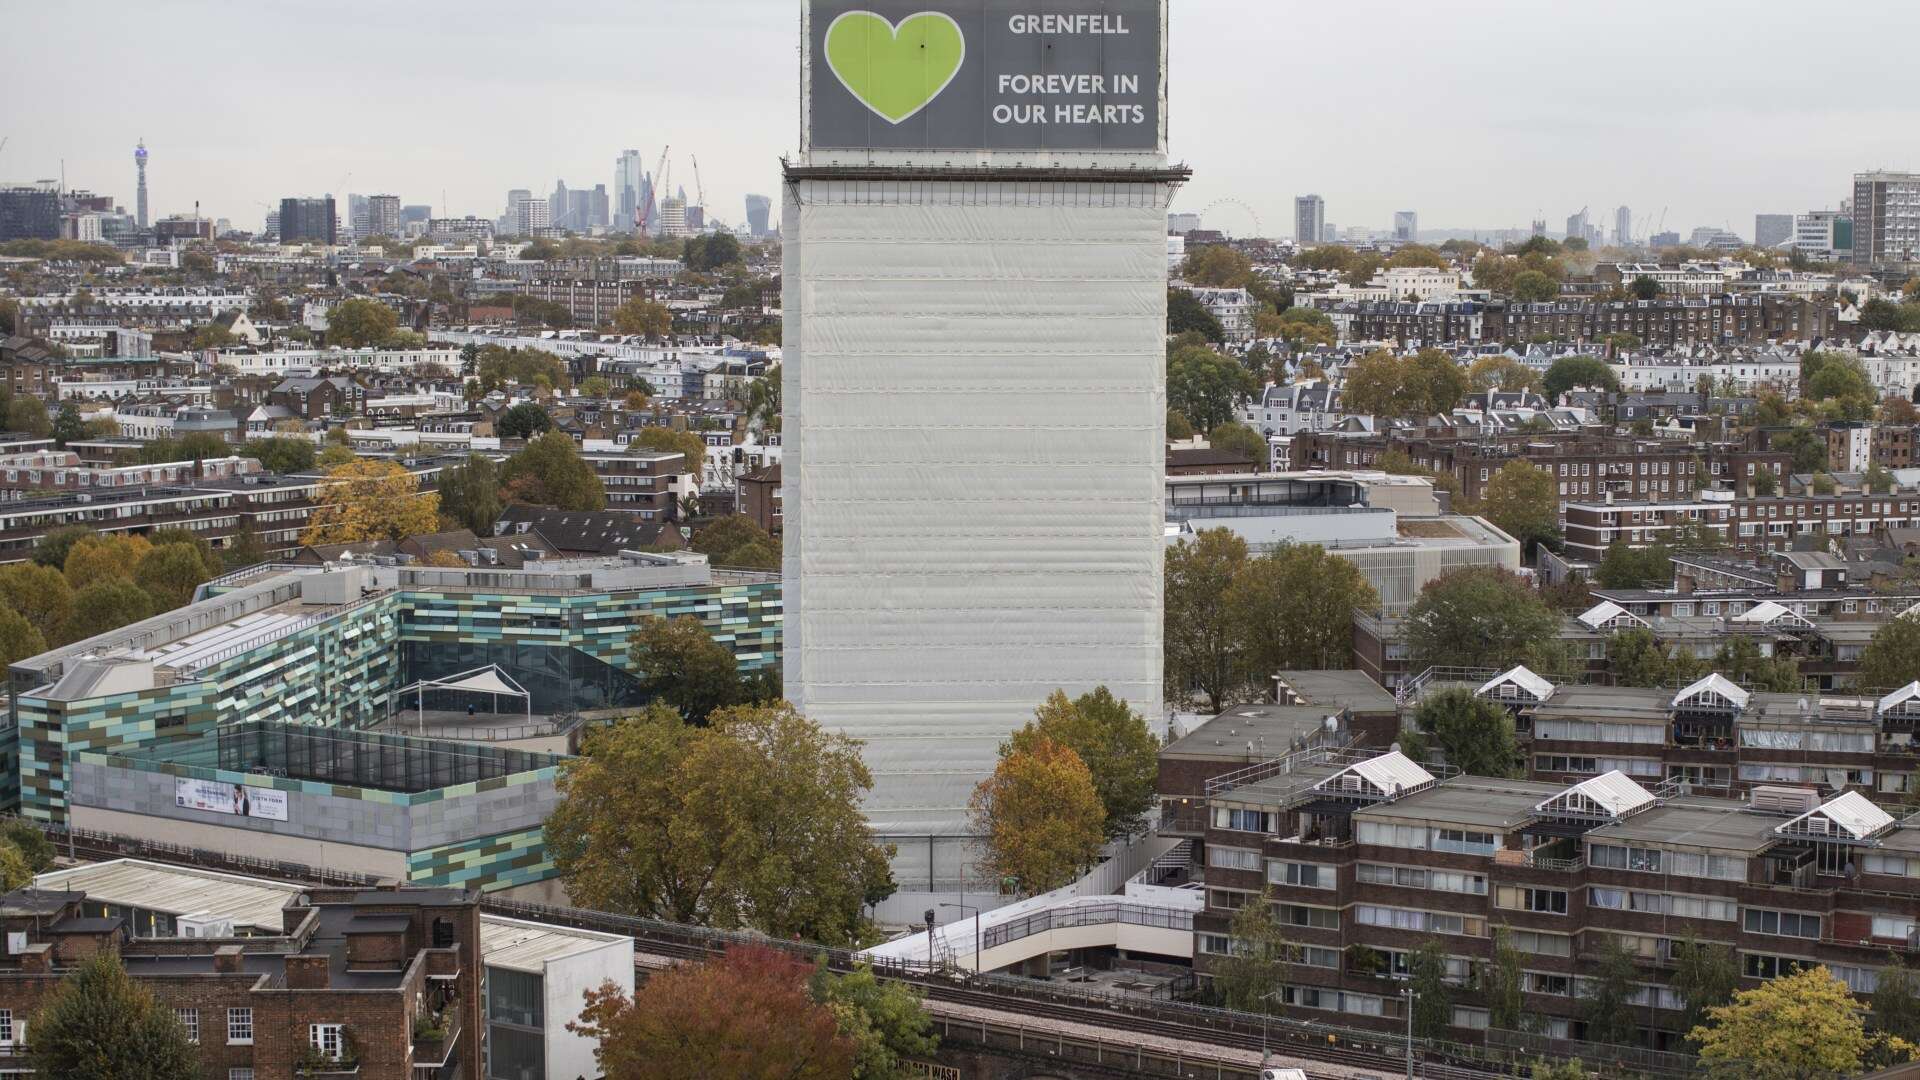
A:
<box><xmin>824</xmin><ymin>10</ymin><xmax>966</xmax><ymax>124</ymax></box>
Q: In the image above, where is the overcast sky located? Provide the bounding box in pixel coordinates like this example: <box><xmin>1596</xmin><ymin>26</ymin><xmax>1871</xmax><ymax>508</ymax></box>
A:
<box><xmin>6</xmin><ymin>0</ymin><xmax>1914</xmax><ymax>241</ymax></box>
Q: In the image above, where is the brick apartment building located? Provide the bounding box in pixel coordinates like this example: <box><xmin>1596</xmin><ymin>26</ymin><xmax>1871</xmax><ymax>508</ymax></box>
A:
<box><xmin>738</xmin><ymin>463</ymin><xmax>782</xmax><ymax>536</ymax></box>
<box><xmin>1289</xmin><ymin>431</ymin><xmax>1790</xmax><ymax>506</ymax></box>
<box><xmin>1175</xmin><ymin>728</ymin><xmax>1920</xmax><ymax>1052</ymax></box>
<box><xmin>269</xmin><ymin>376</ymin><xmax>366</xmax><ymax>421</ymax></box>
<box><xmin>484</xmin><ymin>279</ymin><xmax>646</xmax><ymax>329</ymax></box>
<box><xmin>579</xmin><ymin>450</ymin><xmax>692</xmax><ymax>520</ymax></box>
<box><xmin>1320</xmin><ymin>295</ymin><xmax>1833</xmax><ymax>349</ymax></box>
<box><xmin>1565</xmin><ymin>489</ymin><xmax>1920</xmax><ymax>562</ymax></box>
<box><xmin>0</xmin><ymin>882</ymin><xmax>482</xmax><ymax>1078</ymax></box>
<box><xmin>1826</xmin><ymin>421</ymin><xmax>1918</xmax><ymax>472</ymax></box>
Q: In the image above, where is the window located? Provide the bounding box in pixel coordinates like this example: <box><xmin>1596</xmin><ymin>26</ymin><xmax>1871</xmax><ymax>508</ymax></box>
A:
<box><xmin>229</xmin><ymin>1072</ymin><xmax>255</xmax><ymax>1080</ymax></box>
<box><xmin>176</xmin><ymin>1008</ymin><xmax>198</xmax><ymax>1044</ymax></box>
<box><xmin>1433</xmin><ymin>828</ymin><xmax>1497</xmax><ymax>855</ymax></box>
<box><xmin>310</xmin><ymin>1024</ymin><xmax>344</xmax><ymax>1062</ymax></box>
<box><xmin>1298</xmin><ymin>945</ymin><xmax>1340</xmax><ymax>968</ymax></box>
<box><xmin>1269</xmin><ymin>860</ymin><xmax>1335</xmax><ymax>889</ymax></box>
<box><xmin>1751</xmin><ymin>903</ymin><xmax>1820</xmax><ymax>937</ymax></box>
<box><xmin>1744</xmin><ymin>953</ymin><xmax>1806</xmax><ymax>980</ymax></box>
<box><xmin>1505</xmin><ymin>930</ymin><xmax>1572</xmax><ymax>956</ymax></box>
<box><xmin>0</xmin><ymin>1011</ymin><xmax>12</xmax><ymax>1048</ymax></box>
<box><xmin>1453</xmin><ymin>1007</ymin><xmax>1490</xmax><ymax>1030</ymax></box>
<box><xmin>1199</xmin><ymin>933</ymin><xmax>1233</xmax><ymax>955</ymax></box>
<box><xmin>1523</xmin><ymin>971</ymin><xmax>1572</xmax><ymax>995</ymax></box>
<box><xmin>1213</xmin><ymin>807</ymin><xmax>1273</xmax><ymax>833</ymax></box>
<box><xmin>1209</xmin><ymin>846</ymin><xmax>1261</xmax><ymax>872</ymax></box>
<box><xmin>1872</xmin><ymin>915</ymin><xmax>1918</xmax><ymax>941</ymax></box>
<box><xmin>1276</xmin><ymin>904</ymin><xmax>1339</xmax><ymax>930</ymax></box>
<box><xmin>1497</xmin><ymin>886</ymin><xmax>1568</xmax><ymax>914</ymax></box>
<box><xmin>227</xmin><ymin>1008</ymin><xmax>253</xmax><ymax>1045</ymax></box>
<box><xmin>1208</xmin><ymin>888</ymin><xmax>1254</xmax><ymax>911</ymax></box>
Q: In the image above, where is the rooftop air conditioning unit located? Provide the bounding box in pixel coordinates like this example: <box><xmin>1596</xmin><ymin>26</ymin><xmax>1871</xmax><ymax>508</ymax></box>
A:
<box><xmin>1750</xmin><ymin>785</ymin><xmax>1820</xmax><ymax>815</ymax></box>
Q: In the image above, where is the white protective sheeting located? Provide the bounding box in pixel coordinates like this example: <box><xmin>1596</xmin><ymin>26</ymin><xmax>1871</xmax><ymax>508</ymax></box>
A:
<box><xmin>783</xmin><ymin>180</ymin><xmax>1171</xmax><ymax>843</ymax></box>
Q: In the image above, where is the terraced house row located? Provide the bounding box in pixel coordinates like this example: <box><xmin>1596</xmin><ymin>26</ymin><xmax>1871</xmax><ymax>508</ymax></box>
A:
<box><xmin>1184</xmin><ymin>743</ymin><xmax>1920</xmax><ymax>1052</ymax></box>
<box><xmin>2</xmin><ymin>554</ymin><xmax>779</xmax><ymax>896</ymax></box>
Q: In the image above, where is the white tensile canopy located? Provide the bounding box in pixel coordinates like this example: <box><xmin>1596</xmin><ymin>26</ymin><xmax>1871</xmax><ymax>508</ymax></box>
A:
<box><xmin>394</xmin><ymin>665</ymin><xmax>531</xmax><ymax>725</ymax></box>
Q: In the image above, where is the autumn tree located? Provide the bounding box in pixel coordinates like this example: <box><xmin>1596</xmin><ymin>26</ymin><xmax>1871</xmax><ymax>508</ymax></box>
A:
<box><xmin>1859</xmin><ymin>617</ymin><xmax>1920</xmax><ymax>690</ymax></box>
<box><xmin>1480</xmin><ymin>461</ymin><xmax>1560</xmax><ymax>554</ymax></box>
<box><xmin>1230</xmin><ymin>542</ymin><xmax>1379</xmax><ymax>673</ymax></box>
<box><xmin>1206</xmin><ymin>421</ymin><xmax>1267</xmax><ymax>464</ymax></box>
<box><xmin>1413</xmin><ymin>689</ymin><xmax>1519</xmax><ymax>778</ymax></box>
<box><xmin>1164</xmin><ymin>527</ymin><xmax>1250</xmax><ymax>710</ymax></box>
<box><xmin>613</xmin><ymin>297</ymin><xmax>673</xmax><ymax>338</ymax></box>
<box><xmin>545</xmin><ymin>704</ymin><xmax>893</xmax><ymax>944</ymax></box>
<box><xmin>0</xmin><ymin>563</ymin><xmax>73</xmax><ymax>644</ymax></box>
<box><xmin>1468</xmin><ymin>355</ymin><xmax>1540</xmax><ymax>393</ymax></box>
<box><xmin>1511</xmin><ymin>269</ymin><xmax>1559</xmax><ymax>302</ymax></box>
<box><xmin>30</xmin><ymin>525</ymin><xmax>93</xmax><ymax>569</ymax></box>
<box><xmin>1254</xmin><ymin>307</ymin><xmax>1336</xmax><ymax>351</ymax></box>
<box><xmin>969</xmin><ymin>736</ymin><xmax>1105</xmax><ymax>894</ymax></box>
<box><xmin>27</xmin><ymin>951</ymin><xmax>199</xmax><ymax>1080</ymax></box>
<box><xmin>1211</xmin><ymin>899</ymin><xmax>1293</xmax><ymax>1013</ymax></box>
<box><xmin>133</xmin><ymin>542</ymin><xmax>216</xmax><ymax>611</ymax></box>
<box><xmin>0</xmin><ymin>608</ymin><xmax>45</xmax><ymax>670</ymax></box>
<box><xmin>1181</xmin><ymin>245</ymin><xmax>1254</xmax><ymax>287</ymax></box>
<box><xmin>1166</xmin><ymin>410</ymin><xmax>1195</xmax><ymax>440</ymax></box>
<box><xmin>634</xmin><ymin>425</ymin><xmax>707</xmax><ymax>471</ymax></box>
<box><xmin>435</xmin><ymin>454</ymin><xmax>503</xmax><ymax>535</ymax></box>
<box><xmin>570</xmin><ymin>946</ymin><xmax>857</xmax><ymax>1080</ymax></box>
<box><xmin>1007</xmin><ymin>687</ymin><xmax>1159</xmax><ymax>840</ymax></box>
<box><xmin>499</xmin><ymin>431</ymin><xmax>606</xmax><ymax>511</ymax></box>
<box><xmin>627</xmin><ymin>615</ymin><xmax>743</xmax><ymax>724</ymax></box>
<box><xmin>1405</xmin><ymin>566</ymin><xmax>1563</xmax><ymax>673</ymax></box>
<box><xmin>63</xmin><ymin>534</ymin><xmax>152</xmax><ymax>591</ymax></box>
<box><xmin>1692</xmin><ymin>965</ymin><xmax>1916</xmax><ymax>1078</ymax></box>
<box><xmin>299</xmin><ymin>459</ymin><xmax>440</xmax><ymax>545</ymax></box>
<box><xmin>1671</xmin><ymin>938</ymin><xmax>1741</xmax><ymax>1044</ymax></box>
<box><xmin>65</xmin><ymin>580</ymin><xmax>156</xmax><ymax>641</ymax></box>
<box><xmin>325</xmin><ymin>297</ymin><xmax>400</xmax><ymax>348</ymax></box>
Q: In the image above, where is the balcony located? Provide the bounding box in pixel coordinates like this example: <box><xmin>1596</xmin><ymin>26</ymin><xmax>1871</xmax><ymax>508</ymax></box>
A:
<box><xmin>1157</xmin><ymin>802</ymin><xmax>1207</xmax><ymax>837</ymax></box>
<box><xmin>412</xmin><ymin>1007</ymin><xmax>462</xmax><ymax>1072</ymax></box>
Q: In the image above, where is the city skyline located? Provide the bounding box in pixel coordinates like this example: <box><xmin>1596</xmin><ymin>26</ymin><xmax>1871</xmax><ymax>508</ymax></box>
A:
<box><xmin>4</xmin><ymin>0</ymin><xmax>1918</xmax><ymax>240</ymax></box>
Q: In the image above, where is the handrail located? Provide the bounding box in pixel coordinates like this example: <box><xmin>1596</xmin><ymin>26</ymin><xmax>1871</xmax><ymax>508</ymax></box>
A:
<box><xmin>978</xmin><ymin>903</ymin><xmax>1194</xmax><ymax>952</ymax></box>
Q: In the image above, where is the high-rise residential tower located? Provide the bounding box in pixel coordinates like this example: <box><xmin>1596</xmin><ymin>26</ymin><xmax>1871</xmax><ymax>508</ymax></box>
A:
<box><xmin>366</xmin><ymin>195</ymin><xmax>401</xmax><ymax>238</ymax></box>
<box><xmin>134</xmin><ymin>139</ymin><xmax>149</xmax><ymax>229</ymax></box>
<box><xmin>615</xmin><ymin>151</ymin><xmax>644</xmax><ymax>232</ymax></box>
<box><xmin>278</xmin><ymin>197</ymin><xmax>336</xmax><ymax>244</ymax></box>
<box><xmin>1295</xmin><ymin>194</ymin><xmax>1324</xmax><ymax>245</ymax></box>
<box><xmin>1614</xmin><ymin>206</ymin><xmax>1631</xmax><ymax>246</ymax></box>
<box><xmin>1392</xmin><ymin>210</ymin><xmax>1417</xmax><ymax>242</ymax></box>
<box><xmin>784</xmin><ymin>0</ymin><xmax>1176</xmax><ymax>901</ymax></box>
<box><xmin>1851</xmin><ymin>172</ymin><xmax>1920</xmax><ymax>271</ymax></box>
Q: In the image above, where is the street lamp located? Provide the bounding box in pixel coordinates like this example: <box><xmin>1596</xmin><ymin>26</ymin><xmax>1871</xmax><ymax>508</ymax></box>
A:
<box><xmin>939</xmin><ymin>902</ymin><xmax>981</xmax><ymax>976</ymax></box>
<box><xmin>1401</xmin><ymin>985</ymin><xmax>1418</xmax><ymax>1080</ymax></box>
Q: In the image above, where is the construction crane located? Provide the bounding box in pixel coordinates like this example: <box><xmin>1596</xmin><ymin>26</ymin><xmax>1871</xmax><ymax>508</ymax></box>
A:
<box><xmin>691</xmin><ymin>154</ymin><xmax>706</xmax><ymax>210</ymax></box>
<box><xmin>639</xmin><ymin>145</ymin><xmax>669</xmax><ymax>232</ymax></box>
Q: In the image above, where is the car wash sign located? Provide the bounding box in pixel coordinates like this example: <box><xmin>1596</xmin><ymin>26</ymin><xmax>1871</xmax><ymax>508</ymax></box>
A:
<box><xmin>804</xmin><ymin>0</ymin><xmax>1165</xmax><ymax>153</ymax></box>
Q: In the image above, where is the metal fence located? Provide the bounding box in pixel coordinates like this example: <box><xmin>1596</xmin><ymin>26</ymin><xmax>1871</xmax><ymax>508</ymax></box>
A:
<box><xmin>980</xmin><ymin>903</ymin><xmax>1194</xmax><ymax>950</ymax></box>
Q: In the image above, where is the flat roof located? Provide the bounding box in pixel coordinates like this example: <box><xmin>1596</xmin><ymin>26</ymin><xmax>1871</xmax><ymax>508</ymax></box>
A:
<box><xmin>1163</xmin><ymin>706</ymin><xmax>1340</xmax><ymax>762</ymax></box>
<box><xmin>1355</xmin><ymin>777</ymin><xmax>1561</xmax><ymax>831</ymax></box>
<box><xmin>1274</xmin><ymin>670</ymin><xmax>1399</xmax><ymax>713</ymax></box>
<box><xmin>1584</xmin><ymin>799</ymin><xmax>1784</xmax><ymax>854</ymax></box>
<box><xmin>479</xmin><ymin>914</ymin><xmax>631</xmax><ymax>974</ymax></box>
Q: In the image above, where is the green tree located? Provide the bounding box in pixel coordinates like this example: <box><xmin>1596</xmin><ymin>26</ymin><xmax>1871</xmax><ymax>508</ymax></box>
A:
<box><xmin>613</xmin><ymin>297</ymin><xmax>674</xmax><ymax>338</ymax></box>
<box><xmin>436</xmin><ymin>454</ymin><xmax>504</xmax><ymax>535</ymax></box>
<box><xmin>6</xmin><ymin>396</ymin><xmax>50</xmax><ymax>437</ymax></box>
<box><xmin>26</xmin><ymin>951</ymin><xmax>200</xmax><ymax>1080</ymax></box>
<box><xmin>1164</xmin><ymin>528</ymin><xmax>1251</xmax><ymax>711</ymax></box>
<box><xmin>0</xmin><ymin>839</ymin><xmax>29</xmax><ymax>891</ymax></box>
<box><xmin>1211</xmin><ymin>900</ymin><xmax>1293</xmax><ymax>1013</ymax></box>
<box><xmin>1481</xmin><ymin>461</ymin><xmax>1560</xmax><ymax>555</ymax></box>
<box><xmin>1693</xmin><ymin>965</ymin><xmax>1916</xmax><ymax>1078</ymax></box>
<box><xmin>634</xmin><ymin>425</ymin><xmax>708</xmax><ymax>471</ymax></box>
<box><xmin>325</xmin><ymin>297</ymin><xmax>399</xmax><ymax>347</ymax></box>
<box><xmin>1596</xmin><ymin>539</ymin><xmax>1673</xmax><ymax>589</ymax></box>
<box><xmin>1512</xmin><ymin>269</ymin><xmax>1559</xmax><ymax>302</ymax></box>
<box><xmin>1873</xmin><ymin>956</ymin><xmax>1920</xmax><ymax>1045</ymax></box>
<box><xmin>545</xmin><ymin>704</ymin><xmax>892</xmax><ymax>945</ymax></box>
<box><xmin>497</xmin><ymin>402</ymin><xmax>553</xmax><ymax>439</ymax></box>
<box><xmin>1413</xmin><ymin>689</ymin><xmax>1519</xmax><ymax>777</ymax></box>
<box><xmin>810</xmin><ymin>963</ymin><xmax>939</xmax><ymax>1079</ymax></box>
<box><xmin>692</xmin><ymin>514</ymin><xmax>781</xmax><ymax>570</ymax></box>
<box><xmin>51</xmin><ymin>401</ymin><xmax>86</xmax><ymax>448</ymax></box>
<box><xmin>968</xmin><ymin>736</ymin><xmax>1106</xmax><ymax>894</ymax></box>
<box><xmin>1230</xmin><ymin>542</ymin><xmax>1378</xmax><ymax>673</ymax></box>
<box><xmin>1752</xmin><ymin>468</ymin><xmax>1779</xmax><ymax>496</ymax></box>
<box><xmin>1007</xmin><ymin>687</ymin><xmax>1159</xmax><ymax>840</ymax></box>
<box><xmin>1711</xmin><ymin>637</ymin><xmax>1800</xmax><ymax>693</ymax></box>
<box><xmin>133</xmin><ymin>542</ymin><xmax>216</xmax><ymax>611</ymax></box>
<box><xmin>628</xmin><ymin>614</ymin><xmax>743</xmax><ymax>724</ymax></box>
<box><xmin>500</xmin><ymin>431</ymin><xmax>606</xmax><ymax>511</ymax></box>
<box><xmin>241</xmin><ymin>436</ymin><xmax>316</xmax><ymax>474</ymax></box>
<box><xmin>1165</xmin><ymin>410</ymin><xmax>1195</xmax><ymax>440</ymax></box>
<box><xmin>1486</xmin><ymin>928</ymin><xmax>1529</xmax><ymax>1033</ymax></box>
<box><xmin>1583</xmin><ymin>936</ymin><xmax>1641</xmax><ymax>1045</ymax></box>
<box><xmin>0</xmin><ymin>820</ymin><xmax>56</xmax><ymax>873</ymax></box>
<box><xmin>1530</xmin><ymin>1060</ymin><xmax>1595</xmax><ymax>1080</ymax></box>
<box><xmin>1409</xmin><ymin>938</ymin><xmax>1455</xmax><ymax>1038</ymax></box>
<box><xmin>1867</xmin><ymin>462</ymin><xmax>1896</xmax><ymax>495</ymax></box>
<box><xmin>1404</xmin><ymin>566</ymin><xmax>1563</xmax><ymax>673</ymax></box>
<box><xmin>684</xmin><ymin>233</ymin><xmax>743</xmax><ymax>271</ymax></box>
<box><xmin>1206</xmin><ymin>421</ymin><xmax>1267</xmax><ymax>463</ymax></box>
<box><xmin>1181</xmin><ymin>245</ymin><xmax>1254</xmax><ymax>288</ymax></box>
<box><xmin>0</xmin><ymin>607</ymin><xmax>46</xmax><ymax>670</ymax></box>
<box><xmin>1671</xmin><ymin>939</ymin><xmax>1741</xmax><ymax>1045</ymax></box>
<box><xmin>65</xmin><ymin>580</ymin><xmax>156</xmax><ymax>641</ymax></box>
<box><xmin>1167</xmin><ymin>344</ymin><xmax>1255</xmax><ymax>431</ymax></box>
<box><xmin>1629</xmin><ymin>274</ymin><xmax>1661</xmax><ymax>300</ymax></box>
<box><xmin>1542</xmin><ymin>356</ymin><xmax>1620</xmax><ymax>400</ymax></box>
<box><xmin>1860</xmin><ymin>617</ymin><xmax>1920</xmax><ymax>690</ymax></box>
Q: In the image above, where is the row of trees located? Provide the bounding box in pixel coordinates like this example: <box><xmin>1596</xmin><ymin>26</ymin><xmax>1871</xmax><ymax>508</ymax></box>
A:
<box><xmin>1165</xmin><ymin>530</ymin><xmax>1380</xmax><ymax>711</ymax></box>
<box><xmin>1</xmin><ymin>530</ymin><xmax>227</xmax><ymax>667</ymax></box>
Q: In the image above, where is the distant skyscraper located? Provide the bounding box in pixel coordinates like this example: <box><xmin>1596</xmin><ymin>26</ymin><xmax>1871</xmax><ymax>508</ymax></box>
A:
<box><xmin>0</xmin><ymin>186</ymin><xmax>61</xmax><ymax>242</ymax></box>
<box><xmin>549</xmin><ymin>181</ymin><xmax>570</xmax><ymax>230</ymax></box>
<box><xmin>400</xmin><ymin>204</ymin><xmax>432</xmax><ymax>226</ymax></box>
<box><xmin>366</xmin><ymin>195</ymin><xmax>401</xmax><ymax>238</ymax></box>
<box><xmin>263</xmin><ymin>209</ymin><xmax>280</xmax><ymax>239</ymax></box>
<box><xmin>1392</xmin><ymin>210</ymin><xmax>1417</xmax><ymax>242</ymax></box>
<box><xmin>686</xmin><ymin>205</ymin><xmax>705</xmax><ymax>232</ymax></box>
<box><xmin>1294</xmin><ymin>194</ymin><xmax>1324</xmax><ymax>245</ymax></box>
<box><xmin>278</xmin><ymin>197</ymin><xmax>337</xmax><ymax>244</ymax></box>
<box><xmin>1794</xmin><ymin>210</ymin><xmax>1852</xmax><ymax>259</ymax></box>
<box><xmin>1754</xmin><ymin>214</ymin><xmax>1793</xmax><ymax>249</ymax></box>
<box><xmin>1531</xmin><ymin>219</ymin><xmax>1547</xmax><ymax>238</ymax></box>
<box><xmin>134</xmin><ymin>140</ymin><xmax>149</xmax><ymax>229</ymax></box>
<box><xmin>744</xmin><ymin>194</ymin><xmax>772</xmax><ymax>237</ymax></box>
<box><xmin>345</xmin><ymin>194</ymin><xmax>371</xmax><ymax>239</ymax></box>
<box><xmin>590</xmin><ymin>184</ymin><xmax>610</xmax><ymax>230</ymax></box>
<box><xmin>614</xmin><ymin>151</ymin><xmax>644</xmax><ymax>232</ymax></box>
<box><xmin>1614</xmin><ymin>206</ymin><xmax>1631</xmax><ymax>246</ymax></box>
<box><xmin>1564</xmin><ymin>207</ymin><xmax>1589</xmax><ymax>242</ymax></box>
<box><xmin>660</xmin><ymin>196</ymin><xmax>688</xmax><ymax>238</ymax></box>
<box><xmin>1167</xmin><ymin>211</ymin><xmax>1202</xmax><ymax>234</ymax></box>
<box><xmin>1850</xmin><ymin>171</ymin><xmax>1920</xmax><ymax>270</ymax></box>
<box><xmin>518</xmin><ymin>199</ymin><xmax>550</xmax><ymax>235</ymax></box>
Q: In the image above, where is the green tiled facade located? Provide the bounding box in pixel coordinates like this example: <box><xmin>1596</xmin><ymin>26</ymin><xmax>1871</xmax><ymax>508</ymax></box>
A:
<box><xmin>408</xmin><ymin>826</ymin><xmax>554</xmax><ymax>893</ymax></box>
<box><xmin>13</xmin><ymin>579</ymin><xmax>782</xmax><ymax>825</ymax></box>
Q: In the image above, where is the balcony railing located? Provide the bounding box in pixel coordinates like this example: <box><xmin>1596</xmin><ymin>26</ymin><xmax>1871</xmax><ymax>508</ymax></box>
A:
<box><xmin>979</xmin><ymin>904</ymin><xmax>1193</xmax><ymax>951</ymax></box>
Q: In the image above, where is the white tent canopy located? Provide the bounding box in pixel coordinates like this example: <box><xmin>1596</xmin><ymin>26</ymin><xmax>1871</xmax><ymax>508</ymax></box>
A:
<box><xmin>1777</xmin><ymin>790</ymin><xmax>1896</xmax><ymax>842</ymax></box>
<box><xmin>1577</xmin><ymin>600</ymin><xmax>1644</xmax><ymax>630</ymax></box>
<box><xmin>395</xmin><ymin>665</ymin><xmax>531</xmax><ymax>725</ymax></box>
<box><xmin>1315</xmin><ymin>751</ymin><xmax>1435</xmax><ymax>800</ymax></box>
<box><xmin>1478</xmin><ymin>665</ymin><xmax>1555</xmax><ymax>702</ymax></box>
<box><xmin>1535</xmin><ymin>771</ymin><xmax>1655</xmax><ymax>820</ymax></box>
<box><xmin>1672</xmin><ymin>673</ymin><xmax>1751</xmax><ymax>711</ymax></box>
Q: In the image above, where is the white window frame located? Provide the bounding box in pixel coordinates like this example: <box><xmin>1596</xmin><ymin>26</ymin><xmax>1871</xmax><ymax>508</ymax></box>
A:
<box><xmin>227</xmin><ymin>1007</ymin><xmax>253</xmax><ymax>1046</ymax></box>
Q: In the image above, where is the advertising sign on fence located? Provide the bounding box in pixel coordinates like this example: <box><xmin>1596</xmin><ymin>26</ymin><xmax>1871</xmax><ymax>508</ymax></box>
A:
<box><xmin>174</xmin><ymin>778</ymin><xmax>290</xmax><ymax>822</ymax></box>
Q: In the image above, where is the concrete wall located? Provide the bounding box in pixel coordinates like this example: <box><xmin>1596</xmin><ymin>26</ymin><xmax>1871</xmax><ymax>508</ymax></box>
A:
<box><xmin>69</xmin><ymin>805</ymin><xmax>406</xmax><ymax>880</ymax></box>
<box><xmin>541</xmin><ymin>936</ymin><xmax>635</xmax><ymax>1080</ymax></box>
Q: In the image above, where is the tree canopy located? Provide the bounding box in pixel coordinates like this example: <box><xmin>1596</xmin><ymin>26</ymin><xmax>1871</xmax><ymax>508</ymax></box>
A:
<box><xmin>969</xmin><ymin>735</ymin><xmax>1106</xmax><ymax>894</ymax></box>
<box><xmin>1340</xmin><ymin>348</ymin><xmax>1469</xmax><ymax>419</ymax></box>
<box><xmin>240</xmin><ymin>436</ymin><xmax>315</xmax><ymax>474</ymax></box>
<box><xmin>1859</xmin><ymin>617</ymin><xmax>1920</xmax><ymax>690</ymax></box>
<box><xmin>1467</xmin><ymin>355</ymin><xmax>1540</xmax><ymax>393</ymax></box>
<box><xmin>1405</xmin><ymin>566</ymin><xmax>1563</xmax><ymax>673</ymax></box>
<box><xmin>1480</xmin><ymin>461</ymin><xmax>1560</xmax><ymax>555</ymax></box>
<box><xmin>545</xmin><ymin>703</ymin><xmax>892</xmax><ymax>945</ymax></box>
<box><xmin>634</xmin><ymin>425</ymin><xmax>707</xmax><ymax>471</ymax></box>
<box><xmin>1164</xmin><ymin>528</ymin><xmax>1251</xmax><ymax>711</ymax></box>
<box><xmin>435</xmin><ymin>454</ymin><xmax>503</xmax><ymax>535</ymax></box>
<box><xmin>496</xmin><ymin>402</ymin><xmax>552</xmax><ymax>439</ymax></box>
<box><xmin>1211</xmin><ymin>899</ymin><xmax>1292</xmax><ymax>1013</ymax></box>
<box><xmin>1228</xmin><ymin>542</ymin><xmax>1378</xmax><ymax>674</ymax></box>
<box><xmin>27</xmin><ymin>950</ymin><xmax>200</xmax><ymax>1080</ymax></box>
<box><xmin>1542</xmin><ymin>356</ymin><xmax>1619</xmax><ymax>400</ymax></box>
<box><xmin>1691</xmin><ymin>965</ymin><xmax>1916</xmax><ymax>1078</ymax></box>
<box><xmin>1412</xmin><ymin>689</ymin><xmax>1519</xmax><ymax>777</ymax></box>
<box><xmin>301</xmin><ymin>459</ymin><xmax>442</xmax><ymax>545</ymax></box>
<box><xmin>1167</xmin><ymin>344</ymin><xmax>1256</xmax><ymax>431</ymax></box>
<box><xmin>500</xmin><ymin>431</ymin><xmax>606</xmax><ymax>511</ymax></box>
<box><xmin>628</xmin><ymin>615</ymin><xmax>746</xmax><ymax>724</ymax></box>
<box><xmin>613</xmin><ymin>297</ymin><xmax>674</xmax><ymax>338</ymax></box>
<box><xmin>692</xmin><ymin>514</ymin><xmax>781</xmax><ymax>571</ymax></box>
<box><xmin>1006</xmin><ymin>688</ymin><xmax>1159</xmax><ymax>841</ymax></box>
<box><xmin>325</xmin><ymin>297</ymin><xmax>401</xmax><ymax>348</ymax></box>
